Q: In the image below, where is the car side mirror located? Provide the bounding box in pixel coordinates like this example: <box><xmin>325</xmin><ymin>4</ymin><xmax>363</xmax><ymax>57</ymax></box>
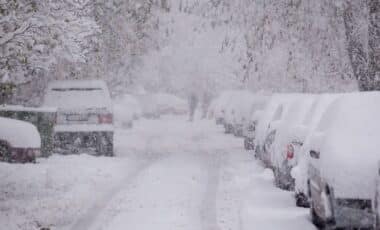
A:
<box><xmin>310</xmin><ymin>150</ymin><xmax>320</xmax><ymax>159</ymax></box>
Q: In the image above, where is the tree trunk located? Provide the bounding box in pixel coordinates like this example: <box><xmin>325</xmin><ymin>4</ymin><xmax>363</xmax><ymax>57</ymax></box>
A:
<box><xmin>368</xmin><ymin>0</ymin><xmax>380</xmax><ymax>90</ymax></box>
<box><xmin>343</xmin><ymin>2</ymin><xmax>369</xmax><ymax>90</ymax></box>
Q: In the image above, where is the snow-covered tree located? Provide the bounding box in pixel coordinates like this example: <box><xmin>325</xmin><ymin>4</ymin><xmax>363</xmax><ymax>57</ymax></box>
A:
<box><xmin>0</xmin><ymin>0</ymin><xmax>99</xmax><ymax>104</ymax></box>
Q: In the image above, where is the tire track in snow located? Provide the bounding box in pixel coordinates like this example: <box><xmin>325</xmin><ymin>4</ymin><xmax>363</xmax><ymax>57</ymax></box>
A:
<box><xmin>200</xmin><ymin>151</ymin><xmax>223</xmax><ymax>230</ymax></box>
<box><xmin>69</xmin><ymin>159</ymin><xmax>154</xmax><ymax>230</ymax></box>
<box><xmin>70</xmin><ymin>135</ymin><xmax>166</xmax><ymax>230</ymax></box>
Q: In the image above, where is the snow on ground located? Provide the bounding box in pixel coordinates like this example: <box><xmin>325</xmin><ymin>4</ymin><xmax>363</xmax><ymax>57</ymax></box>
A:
<box><xmin>0</xmin><ymin>115</ymin><xmax>315</xmax><ymax>230</ymax></box>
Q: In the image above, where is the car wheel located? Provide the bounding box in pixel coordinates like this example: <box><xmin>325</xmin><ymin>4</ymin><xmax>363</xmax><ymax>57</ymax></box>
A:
<box><xmin>310</xmin><ymin>201</ymin><xmax>326</xmax><ymax>228</ymax></box>
<box><xmin>97</xmin><ymin>133</ymin><xmax>114</xmax><ymax>157</ymax></box>
<box><xmin>274</xmin><ymin>168</ymin><xmax>281</xmax><ymax>187</ymax></box>
<box><xmin>295</xmin><ymin>192</ymin><xmax>310</xmax><ymax>208</ymax></box>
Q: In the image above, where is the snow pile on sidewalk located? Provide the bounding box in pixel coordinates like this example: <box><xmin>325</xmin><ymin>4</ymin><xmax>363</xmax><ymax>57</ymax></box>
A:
<box><xmin>216</xmin><ymin>149</ymin><xmax>316</xmax><ymax>230</ymax></box>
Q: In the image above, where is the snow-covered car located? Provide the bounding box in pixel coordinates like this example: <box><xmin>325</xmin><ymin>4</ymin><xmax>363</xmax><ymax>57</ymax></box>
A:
<box><xmin>136</xmin><ymin>93</ymin><xmax>187</xmax><ymax>119</ymax></box>
<box><xmin>291</xmin><ymin>94</ymin><xmax>340</xmax><ymax>207</ymax></box>
<box><xmin>231</xmin><ymin>93</ymin><xmax>265</xmax><ymax>138</ymax></box>
<box><xmin>0</xmin><ymin>117</ymin><xmax>41</xmax><ymax>163</ymax></box>
<box><xmin>113</xmin><ymin>94</ymin><xmax>142</xmax><ymax>128</ymax></box>
<box><xmin>255</xmin><ymin>94</ymin><xmax>299</xmax><ymax>168</ymax></box>
<box><xmin>243</xmin><ymin>110</ymin><xmax>263</xmax><ymax>150</ymax></box>
<box><xmin>154</xmin><ymin>93</ymin><xmax>188</xmax><ymax>116</ymax></box>
<box><xmin>270</xmin><ymin>95</ymin><xmax>316</xmax><ymax>191</ymax></box>
<box><xmin>223</xmin><ymin>90</ymin><xmax>254</xmax><ymax>134</ymax></box>
<box><xmin>211</xmin><ymin>91</ymin><xmax>238</xmax><ymax>125</ymax></box>
<box><xmin>307</xmin><ymin>92</ymin><xmax>379</xmax><ymax>229</ymax></box>
<box><xmin>243</xmin><ymin>95</ymin><xmax>270</xmax><ymax>150</ymax></box>
<box><xmin>44</xmin><ymin>80</ymin><xmax>114</xmax><ymax>156</ymax></box>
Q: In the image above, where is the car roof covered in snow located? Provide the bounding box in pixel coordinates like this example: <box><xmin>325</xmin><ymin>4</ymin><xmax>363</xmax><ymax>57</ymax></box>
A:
<box><xmin>0</xmin><ymin>117</ymin><xmax>41</xmax><ymax>148</ymax></box>
<box><xmin>44</xmin><ymin>80</ymin><xmax>112</xmax><ymax>111</ymax></box>
<box><xmin>314</xmin><ymin>92</ymin><xmax>380</xmax><ymax>199</ymax></box>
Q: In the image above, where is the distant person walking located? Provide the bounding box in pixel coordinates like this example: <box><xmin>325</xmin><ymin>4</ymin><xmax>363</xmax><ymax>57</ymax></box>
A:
<box><xmin>188</xmin><ymin>93</ymin><xmax>199</xmax><ymax>122</ymax></box>
<box><xmin>201</xmin><ymin>91</ymin><xmax>212</xmax><ymax>119</ymax></box>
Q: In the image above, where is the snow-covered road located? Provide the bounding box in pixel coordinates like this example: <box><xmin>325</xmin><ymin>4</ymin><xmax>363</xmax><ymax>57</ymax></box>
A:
<box><xmin>0</xmin><ymin>116</ymin><xmax>316</xmax><ymax>230</ymax></box>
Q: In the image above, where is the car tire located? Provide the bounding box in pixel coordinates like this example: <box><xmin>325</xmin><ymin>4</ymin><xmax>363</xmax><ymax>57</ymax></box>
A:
<box><xmin>310</xmin><ymin>201</ymin><xmax>326</xmax><ymax>229</ymax></box>
<box><xmin>97</xmin><ymin>132</ymin><xmax>114</xmax><ymax>157</ymax></box>
<box><xmin>274</xmin><ymin>168</ymin><xmax>281</xmax><ymax>188</ymax></box>
<box><xmin>295</xmin><ymin>192</ymin><xmax>310</xmax><ymax>208</ymax></box>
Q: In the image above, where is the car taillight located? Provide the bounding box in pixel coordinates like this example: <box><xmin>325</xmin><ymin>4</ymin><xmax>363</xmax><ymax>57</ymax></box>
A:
<box><xmin>98</xmin><ymin>113</ymin><xmax>113</xmax><ymax>124</ymax></box>
<box><xmin>28</xmin><ymin>148</ymin><xmax>41</xmax><ymax>157</ymax></box>
<box><xmin>286</xmin><ymin>144</ymin><xmax>294</xmax><ymax>159</ymax></box>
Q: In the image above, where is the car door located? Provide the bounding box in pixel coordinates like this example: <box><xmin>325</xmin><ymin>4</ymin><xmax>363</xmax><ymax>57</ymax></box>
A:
<box><xmin>308</xmin><ymin>148</ymin><xmax>325</xmax><ymax>217</ymax></box>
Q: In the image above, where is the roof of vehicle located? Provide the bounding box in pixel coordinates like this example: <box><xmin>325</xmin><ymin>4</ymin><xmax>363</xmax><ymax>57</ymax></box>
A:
<box><xmin>0</xmin><ymin>117</ymin><xmax>41</xmax><ymax>148</ymax></box>
<box><xmin>44</xmin><ymin>80</ymin><xmax>112</xmax><ymax>111</ymax></box>
<box><xmin>314</xmin><ymin>92</ymin><xmax>380</xmax><ymax>199</ymax></box>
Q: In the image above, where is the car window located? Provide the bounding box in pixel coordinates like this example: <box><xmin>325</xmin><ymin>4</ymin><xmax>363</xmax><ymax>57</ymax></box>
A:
<box><xmin>51</xmin><ymin>88</ymin><xmax>103</xmax><ymax>92</ymax></box>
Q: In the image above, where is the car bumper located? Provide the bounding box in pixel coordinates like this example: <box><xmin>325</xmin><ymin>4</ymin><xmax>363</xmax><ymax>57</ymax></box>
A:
<box><xmin>53</xmin><ymin>131</ymin><xmax>113</xmax><ymax>155</ymax></box>
<box><xmin>54</xmin><ymin>124</ymin><xmax>114</xmax><ymax>133</ymax></box>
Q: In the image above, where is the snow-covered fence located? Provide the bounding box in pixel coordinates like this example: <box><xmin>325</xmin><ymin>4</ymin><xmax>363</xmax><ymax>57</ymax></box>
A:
<box><xmin>0</xmin><ymin>105</ymin><xmax>57</xmax><ymax>157</ymax></box>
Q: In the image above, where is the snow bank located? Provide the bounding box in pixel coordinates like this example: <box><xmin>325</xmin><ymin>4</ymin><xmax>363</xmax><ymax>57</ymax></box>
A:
<box><xmin>0</xmin><ymin>117</ymin><xmax>40</xmax><ymax>148</ymax></box>
<box><xmin>0</xmin><ymin>153</ymin><xmax>135</xmax><ymax>230</ymax></box>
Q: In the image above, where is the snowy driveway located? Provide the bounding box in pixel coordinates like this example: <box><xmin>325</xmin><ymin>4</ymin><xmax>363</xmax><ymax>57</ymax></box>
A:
<box><xmin>0</xmin><ymin>116</ymin><xmax>315</xmax><ymax>230</ymax></box>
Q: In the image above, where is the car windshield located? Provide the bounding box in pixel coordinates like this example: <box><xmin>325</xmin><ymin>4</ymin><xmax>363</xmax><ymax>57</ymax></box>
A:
<box><xmin>51</xmin><ymin>88</ymin><xmax>102</xmax><ymax>92</ymax></box>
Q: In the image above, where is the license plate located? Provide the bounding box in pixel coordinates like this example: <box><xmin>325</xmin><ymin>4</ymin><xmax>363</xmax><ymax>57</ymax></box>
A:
<box><xmin>67</xmin><ymin>114</ymin><xmax>88</xmax><ymax>121</ymax></box>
